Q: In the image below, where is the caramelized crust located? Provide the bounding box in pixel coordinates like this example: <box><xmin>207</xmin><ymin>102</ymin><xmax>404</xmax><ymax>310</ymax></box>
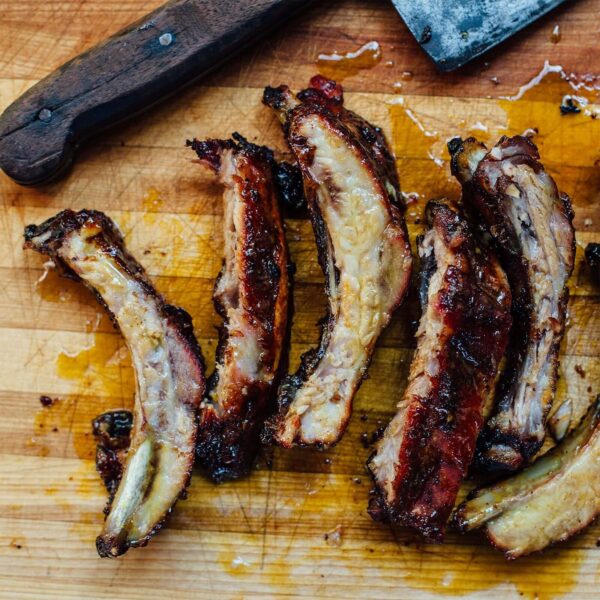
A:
<box><xmin>188</xmin><ymin>134</ymin><xmax>291</xmax><ymax>481</ymax></box>
<box><xmin>450</xmin><ymin>136</ymin><xmax>575</xmax><ymax>474</ymax></box>
<box><xmin>24</xmin><ymin>210</ymin><xmax>205</xmax><ymax>557</ymax></box>
<box><xmin>368</xmin><ymin>199</ymin><xmax>511</xmax><ymax>539</ymax></box>
<box><xmin>262</xmin><ymin>76</ymin><xmax>412</xmax><ymax>448</ymax></box>
<box><xmin>93</xmin><ymin>410</ymin><xmax>133</xmax><ymax>498</ymax></box>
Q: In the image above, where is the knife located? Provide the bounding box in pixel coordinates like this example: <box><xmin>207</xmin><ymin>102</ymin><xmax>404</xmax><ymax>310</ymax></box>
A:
<box><xmin>390</xmin><ymin>0</ymin><xmax>570</xmax><ymax>72</ymax></box>
<box><xmin>0</xmin><ymin>0</ymin><xmax>307</xmax><ymax>186</ymax></box>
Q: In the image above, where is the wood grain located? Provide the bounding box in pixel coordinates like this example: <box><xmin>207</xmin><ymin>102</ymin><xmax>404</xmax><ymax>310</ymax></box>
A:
<box><xmin>1</xmin><ymin>0</ymin><xmax>599</xmax><ymax>598</ymax></box>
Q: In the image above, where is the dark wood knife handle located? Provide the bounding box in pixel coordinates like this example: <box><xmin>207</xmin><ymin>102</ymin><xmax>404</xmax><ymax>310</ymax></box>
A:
<box><xmin>0</xmin><ymin>0</ymin><xmax>306</xmax><ymax>186</ymax></box>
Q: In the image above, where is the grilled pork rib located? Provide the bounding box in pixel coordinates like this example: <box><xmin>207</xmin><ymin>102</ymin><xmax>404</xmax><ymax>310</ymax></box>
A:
<box><xmin>188</xmin><ymin>134</ymin><xmax>291</xmax><ymax>481</ymax></box>
<box><xmin>263</xmin><ymin>76</ymin><xmax>412</xmax><ymax>448</ymax></box>
<box><xmin>454</xmin><ymin>396</ymin><xmax>600</xmax><ymax>558</ymax></box>
<box><xmin>24</xmin><ymin>210</ymin><xmax>205</xmax><ymax>557</ymax></box>
<box><xmin>368</xmin><ymin>199</ymin><xmax>512</xmax><ymax>539</ymax></box>
<box><xmin>450</xmin><ymin>136</ymin><xmax>575</xmax><ymax>473</ymax></box>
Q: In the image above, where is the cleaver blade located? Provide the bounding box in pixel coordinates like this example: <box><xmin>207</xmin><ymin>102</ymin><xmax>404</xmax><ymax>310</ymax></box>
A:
<box><xmin>390</xmin><ymin>0</ymin><xmax>570</xmax><ymax>71</ymax></box>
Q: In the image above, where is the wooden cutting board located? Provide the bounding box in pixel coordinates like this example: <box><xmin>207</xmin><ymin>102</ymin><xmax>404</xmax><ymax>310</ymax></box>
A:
<box><xmin>1</xmin><ymin>1</ymin><xmax>599</xmax><ymax>598</ymax></box>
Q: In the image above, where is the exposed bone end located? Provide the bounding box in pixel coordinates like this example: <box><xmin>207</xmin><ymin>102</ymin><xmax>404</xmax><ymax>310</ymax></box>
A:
<box><xmin>448</xmin><ymin>137</ymin><xmax>488</xmax><ymax>184</ymax></box>
<box><xmin>186</xmin><ymin>137</ymin><xmax>232</xmax><ymax>171</ymax></box>
<box><xmin>96</xmin><ymin>533</ymin><xmax>127</xmax><ymax>559</ymax></box>
<box><xmin>263</xmin><ymin>85</ymin><xmax>298</xmax><ymax>122</ymax></box>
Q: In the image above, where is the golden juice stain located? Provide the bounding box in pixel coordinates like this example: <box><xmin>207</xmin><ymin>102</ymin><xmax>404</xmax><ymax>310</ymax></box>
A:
<box><xmin>388</xmin><ymin>97</ymin><xmax>460</xmax><ymax>223</ymax></box>
<box><xmin>31</xmin><ymin>329</ymin><xmax>134</xmax><ymax>462</ymax></box>
<box><xmin>56</xmin><ymin>331</ymin><xmax>133</xmax><ymax>400</ymax></box>
<box><xmin>36</xmin><ymin>268</ymin><xmax>90</xmax><ymax>305</ymax></box>
<box><xmin>55</xmin><ymin>330</ymin><xmax>135</xmax><ymax>463</ymax></box>
<box><xmin>33</xmin><ymin>269</ymin><xmax>134</xmax><ymax>461</ymax></box>
<box><xmin>388</xmin><ymin>63</ymin><xmax>600</xmax><ymax>225</ymax></box>
<box><xmin>143</xmin><ymin>186</ymin><xmax>164</xmax><ymax>211</ymax></box>
<box><xmin>497</xmin><ymin>70</ymin><xmax>600</xmax><ymax>227</ymax></box>
<box><xmin>394</xmin><ymin>538</ymin><xmax>584</xmax><ymax>599</ymax></box>
<box><xmin>216</xmin><ymin>547</ymin><xmax>292</xmax><ymax>587</ymax></box>
<box><xmin>316</xmin><ymin>41</ymin><xmax>382</xmax><ymax>80</ymax></box>
<box><xmin>217</xmin><ymin>550</ymin><xmax>254</xmax><ymax>577</ymax></box>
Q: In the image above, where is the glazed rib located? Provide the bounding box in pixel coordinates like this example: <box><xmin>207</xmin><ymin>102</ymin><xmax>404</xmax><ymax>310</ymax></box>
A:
<box><xmin>24</xmin><ymin>210</ymin><xmax>205</xmax><ymax>557</ymax></box>
<box><xmin>368</xmin><ymin>199</ymin><xmax>512</xmax><ymax>539</ymax></box>
<box><xmin>454</xmin><ymin>396</ymin><xmax>600</xmax><ymax>558</ymax></box>
<box><xmin>450</xmin><ymin>136</ymin><xmax>575</xmax><ymax>473</ymax></box>
<box><xmin>188</xmin><ymin>134</ymin><xmax>291</xmax><ymax>481</ymax></box>
<box><xmin>262</xmin><ymin>76</ymin><xmax>412</xmax><ymax>448</ymax></box>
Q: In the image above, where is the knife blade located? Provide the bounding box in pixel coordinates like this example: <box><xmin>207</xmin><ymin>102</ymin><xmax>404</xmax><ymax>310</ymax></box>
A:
<box><xmin>0</xmin><ymin>0</ymin><xmax>308</xmax><ymax>186</ymax></box>
<box><xmin>391</xmin><ymin>0</ymin><xmax>570</xmax><ymax>72</ymax></box>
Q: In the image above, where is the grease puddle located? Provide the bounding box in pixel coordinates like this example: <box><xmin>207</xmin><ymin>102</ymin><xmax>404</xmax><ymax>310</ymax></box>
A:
<box><xmin>33</xmin><ymin>270</ymin><xmax>134</xmax><ymax>462</ymax></box>
<box><xmin>389</xmin><ymin>62</ymin><xmax>600</xmax><ymax>226</ymax></box>
<box><xmin>316</xmin><ymin>40</ymin><xmax>382</xmax><ymax>80</ymax></box>
<box><xmin>394</xmin><ymin>537</ymin><xmax>585</xmax><ymax>599</ymax></box>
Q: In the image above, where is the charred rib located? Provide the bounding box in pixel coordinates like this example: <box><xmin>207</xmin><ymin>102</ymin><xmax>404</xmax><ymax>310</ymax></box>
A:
<box><xmin>585</xmin><ymin>243</ymin><xmax>600</xmax><ymax>277</ymax></box>
<box><xmin>188</xmin><ymin>134</ymin><xmax>291</xmax><ymax>481</ymax></box>
<box><xmin>263</xmin><ymin>76</ymin><xmax>412</xmax><ymax>447</ymax></box>
<box><xmin>454</xmin><ymin>396</ymin><xmax>600</xmax><ymax>558</ymax></box>
<box><xmin>93</xmin><ymin>410</ymin><xmax>133</xmax><ymax>498</ymax></box>
<box><xmin>368</xmin><ymin>199</ymin><xmax>512</xmax><ymax>539</ymax></box>
<box><xmin>450</xmin><ymin>136</ymin><xmax>575</xmax><ymax>473</ymax></box>
<box><xmin>24</xmin><ymin>210</ymin><xmax>205</xmax><ymax>557</ymax></box>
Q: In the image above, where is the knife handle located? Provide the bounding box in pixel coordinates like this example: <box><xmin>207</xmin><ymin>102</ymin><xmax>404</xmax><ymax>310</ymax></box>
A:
<box><xmin>0</xmin><ymin>0</ymin><xmax>305</xmax><ymax>186</ymax></box>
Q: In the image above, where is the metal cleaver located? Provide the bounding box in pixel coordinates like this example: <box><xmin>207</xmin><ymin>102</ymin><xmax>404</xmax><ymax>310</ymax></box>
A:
<box><xmin>391</xmin><ymin>0</ymin><xmax>570</xmax><ymax>72</ymax></box>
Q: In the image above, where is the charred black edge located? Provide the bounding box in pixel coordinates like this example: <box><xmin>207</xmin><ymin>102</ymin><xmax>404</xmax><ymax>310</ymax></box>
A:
<box><xmin>275</xmin><ymin>160</ymin><xmax>307</xmax><ymax>215</ymax></box>
<box><xmin>24</xmin><ymin>209</ymin><xmax>205</xmax><ymax>558</ymax></box>
<box><xmin>187</xmin><ymin>131</ymin><xmax>277</xmax><ymax>172</ymax></box>
<box><xmin>262</xmin><ymin>79</ymin><xmax>410</xmax><ymax>448</ymax></box>
<box><xmin>449</xmin><ymin>136</ymin><xmax>575</xmax><ymax>475</ymax></box>
<box><xmin>263</xmin><ymin>85</ymin><xmax>292</xmax><ymax>114</ymax></box>
<box><xmin>586</xmin><ymin>243</ymin><xmax>600</xmax><ymax>275</ymax></box>
<box><xmin>93</xmin><ymin>409</ymin><xmax>133</xmax><ymax>501</ymax></box>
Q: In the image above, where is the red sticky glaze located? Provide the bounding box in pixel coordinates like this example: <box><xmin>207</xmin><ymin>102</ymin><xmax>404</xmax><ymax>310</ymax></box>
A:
<box><xmin>190</xmin><ymin>135</ymin><xmax>291</xmax><ymax>482</ymax></box>
<box><xmin>296</xmin><ymin>75</ymin><xmax>344</xmax><ymax>114</ymax></box>
<box><xmin>369</xmin><ymin>199</ymin><xmax>512</xmax><ymax>539</ymax></box>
